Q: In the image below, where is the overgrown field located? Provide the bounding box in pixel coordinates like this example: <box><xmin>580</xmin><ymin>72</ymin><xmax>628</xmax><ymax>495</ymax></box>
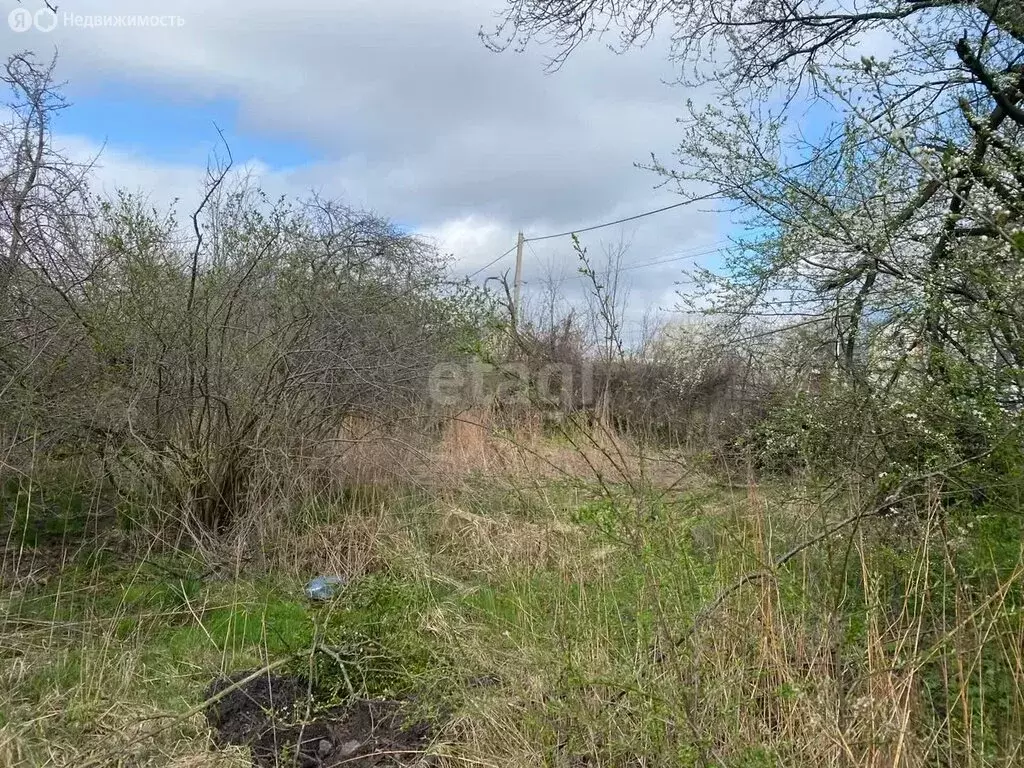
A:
<box><xmin>5</xmin><ymin>0</ymin><xmax>1024</xmax><ymax>762</ymax></box>
<box><xmin>3</xmin><ymin>452</ymin><xmax>1022</xmax><ymax>767</ymax></box>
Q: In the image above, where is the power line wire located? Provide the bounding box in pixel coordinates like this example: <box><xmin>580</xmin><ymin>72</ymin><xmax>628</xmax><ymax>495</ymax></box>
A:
<box><xmin>524</xmin><ymin>190</ymin><xmax>722</xmax><ymax>243</ymax></box>
<box><xmin>526</xmin><ymin>239</ymin><xmax>543</xmax><ymax>266</ymax></box>
<box><xmin>464</xmin><ymin>192</ymin><xmax>725</xmax><ymax>281</ymax></box>
<box><xmin>468</xmin><ymin>240</ymin><xmax>728</xmax><ymax>283</ymax></box>
<box><xmin>469</xmin><ymin>124</ymin><xmax>906</xmax><ymax>276</ymax></box>
<box><xmin>538</xmin><ymin>244</ymin><xmax>729</xmax><ymax>286</ymax></box>
<box><xmin>466</xmin><ymin>244</ymin><xmax>517</xmax><ymax>278</ymax></box>
<box><xmin>619</xmin><ymin>244</ymin><xmax>726</xmax><ymax>272</ymax></box>
<box><xmin>527</xmin><ymin>238</ymin><xmax>723</xmax><ymax>275</ymax></box>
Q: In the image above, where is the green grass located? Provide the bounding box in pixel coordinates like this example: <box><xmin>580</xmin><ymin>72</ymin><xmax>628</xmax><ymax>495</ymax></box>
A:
<box><xmin>1</xmin><ymin>478</ymin><xmax>95</xmax><ymax>548</ymax></box>
<box><xmin>3</xmin><ymin>475</ymin><xmax>1024</xmax><ymax>766</ymax></box>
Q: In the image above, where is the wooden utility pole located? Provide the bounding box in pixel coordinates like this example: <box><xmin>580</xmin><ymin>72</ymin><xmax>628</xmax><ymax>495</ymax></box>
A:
<box><xmin>512</xmin><ymin>230</ymin><xmax>525</xmax><ymax>330</ymax></box>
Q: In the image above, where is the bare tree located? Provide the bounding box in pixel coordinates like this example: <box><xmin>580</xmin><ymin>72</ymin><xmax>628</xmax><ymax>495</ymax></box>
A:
<box><xmin>0</xmin><ymin>53</ymin><xmax>94</xmax><ymax>299</ymax></box>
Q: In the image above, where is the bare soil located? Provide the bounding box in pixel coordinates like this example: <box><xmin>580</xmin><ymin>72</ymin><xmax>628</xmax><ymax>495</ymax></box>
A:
<box><xmin>205</xmin><ymin>671</ymin><xmax>437</xmax><ymax>767</ymax></box>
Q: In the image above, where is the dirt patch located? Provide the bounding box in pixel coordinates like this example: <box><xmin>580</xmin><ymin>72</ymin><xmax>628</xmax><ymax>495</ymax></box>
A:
<box><xmin>205</xmin><ymin>671</ymin><xmax>438</xmax><ymax>767</ymax></box>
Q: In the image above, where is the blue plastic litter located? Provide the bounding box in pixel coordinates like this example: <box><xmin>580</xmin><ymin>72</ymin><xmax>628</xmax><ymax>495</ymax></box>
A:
<box><xmin>305</xmin><ymin>575</ymin><xmax>348</xmax><ymax>601</ymax></box>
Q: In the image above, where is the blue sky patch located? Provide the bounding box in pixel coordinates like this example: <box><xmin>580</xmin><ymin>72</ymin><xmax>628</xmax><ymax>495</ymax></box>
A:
<box><xmin>56</xmin><ymin>82</ymin><xmax>316</xmax><ymax>169</ymax></box>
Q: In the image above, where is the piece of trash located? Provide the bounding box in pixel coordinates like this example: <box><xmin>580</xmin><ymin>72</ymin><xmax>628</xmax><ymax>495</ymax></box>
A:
<box><xmin>304</xmin><ymin>575</ymin><xmax>348</xmax><ymax>601</ymax></box>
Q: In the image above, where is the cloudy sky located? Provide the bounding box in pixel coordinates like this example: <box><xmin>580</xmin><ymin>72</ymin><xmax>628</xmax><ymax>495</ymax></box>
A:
<box><xmin>2</xmin><ymin>0</ymin><xmax>730</xmax><ymax>326</ymax></box>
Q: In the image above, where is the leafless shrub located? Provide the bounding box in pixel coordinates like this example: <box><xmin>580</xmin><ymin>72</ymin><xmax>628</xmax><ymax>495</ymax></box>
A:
<box><xmin>0</xmin><ymin>53</ymin><xmax>490</xmax><ymax>549</ymax></box>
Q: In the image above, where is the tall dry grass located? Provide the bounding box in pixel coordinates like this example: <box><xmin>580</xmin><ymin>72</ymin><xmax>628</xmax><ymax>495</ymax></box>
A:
<box><xmin>4</xmin><ymin>412</ymin><xmax>1023</xmax><ymax>767</ymax></box>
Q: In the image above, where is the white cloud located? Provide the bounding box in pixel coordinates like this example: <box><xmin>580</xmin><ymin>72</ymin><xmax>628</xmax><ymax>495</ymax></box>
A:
<box><xmin>419</xmin><ymin>215</ymin><xmax>514</xmax><ymax>269</ymax></box>
<box><xmin>5</xmin><ymin>0</ymin><xmax>728</xmax><ymax>317</ymax></box>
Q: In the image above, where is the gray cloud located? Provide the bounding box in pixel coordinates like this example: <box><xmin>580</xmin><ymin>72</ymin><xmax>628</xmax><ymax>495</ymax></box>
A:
<box><xmin>5</xmin><ymin>0</ymin><xmax>727</xmax><ymax>315</ymax></box>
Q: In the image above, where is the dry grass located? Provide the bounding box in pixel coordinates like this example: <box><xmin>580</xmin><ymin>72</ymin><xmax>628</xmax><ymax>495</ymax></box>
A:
<box><xmin>432</xmin><ymin>505</ymin><xmax>588</xmax><ymax>580</ymax></box>
<box><xmin>0</xmin><ymin>625</ymin><xmax>252</xmax><ymax>767</ymax></box>
<box><xmin>2</xmin><ymin>426</ymin><xmax>1023</xmax><ymax>767</ymax></box>
<box><xmin>327</xmin><ymin>406</ymin><xmax>662</xmax><ymax>490</ymax></box>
